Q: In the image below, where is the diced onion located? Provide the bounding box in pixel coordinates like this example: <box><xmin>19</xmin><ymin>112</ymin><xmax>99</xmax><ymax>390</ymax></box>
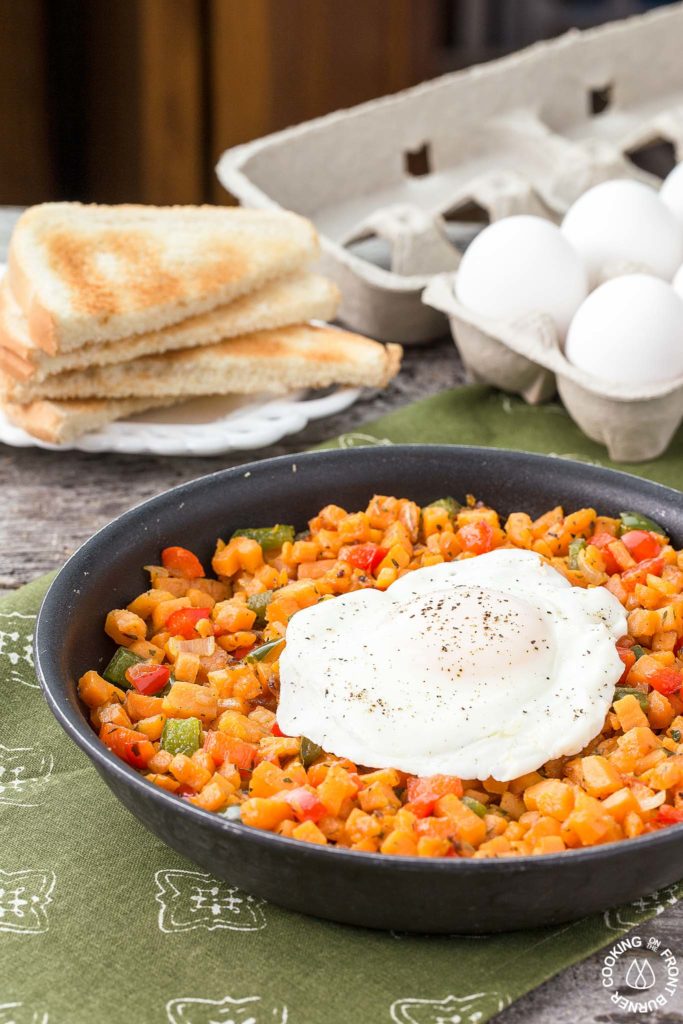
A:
<box><xmin>178</xmin><ymin>636</ymin><xmax>215</xmax><ymax>657</ymax></box>
<box><xmin>636</xmin><ymin>789</ymin><xmax>666</xmax><ymax>812</ymax></box>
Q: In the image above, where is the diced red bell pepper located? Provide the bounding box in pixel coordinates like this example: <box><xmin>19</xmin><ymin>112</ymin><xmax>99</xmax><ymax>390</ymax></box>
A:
<box><xmin>161</xmin><ymin>546</ymin><xmax>205</xmax><ymax>579</ymax></box>
<box><xmin>457</xmin><ymin>522</ymin><xmax>494</xmax><ymax>555</ymax></box>
<box><xmin>346</xmin><ymin>543</ymin><xmax>388</xmax><ymax>574</ymax></box>
<box><xmin>621</xmin><ymin>530</ymin><xmax>661</xmax><ymax>563</ymax></box>
<box><xmin>125</xmin><ymin>662</ymin><xmax>170</xmax><ymax>696</ymax></box>
<box><xmin>233</xmin><ymin>645</ymin><xmax>254</xmax><ymax>660</ymax></box>
<box><xmin>616</xmin><ymin>647</ymin><xmax>636</xmax><ymax>684</ymax></box>
<box><xmin>285</xmin><ymin>786</ymin><xmax>326</xmax><ymax>823</ymax></box>
<box><xmin>405</xmin><ymin>774</ymin><xmax>464</xmax><ymax>818</ymax></box>
<box><xmin>621</xmin><ymin>556</ymin><xmax>665</xmax><ymax>590</ymax></box>
<box><xmin>203</xmin><ymin>731</ymin><xmax>256</xmax><ymax>771</ymax></box>
<box><xmin>658</xmin><ymin>804</ymin><xmax>683</xmax><ymax>825</ymax></box>
<box><xmin>271</xmin><ymin>722</ymin><xmax>289</xmax><ymax>737</ymax></box>
<box><xmin>648</xmin><ymin>666</ymin><xmax>683</xmax><ymax>697</ymax></box>
<box><xmin>166</xmin><ymin>606</ymin><xmax>212</xmax><ymax>639</ymax></box>
<box><xmin>590</xmin><ymin>532</ymin><xmax>621</xmax><ymax>575</ymax></box>
<box><xmin>99</xmin><ymin>723</ymin><xmax>155</xmax><ymax>769</ymax></box>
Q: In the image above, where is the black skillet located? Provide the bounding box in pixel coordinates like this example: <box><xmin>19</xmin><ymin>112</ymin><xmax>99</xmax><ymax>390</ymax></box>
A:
<box><xmin>34</xmin><ymin>446</ymin><xmax>683</xmax><ymax>933</ymax></box>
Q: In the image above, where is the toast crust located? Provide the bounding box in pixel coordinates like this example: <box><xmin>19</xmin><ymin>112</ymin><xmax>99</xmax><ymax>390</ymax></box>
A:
<box><xmin>1</xmin><ymin>325</ymin><xmax>403</xmax><ymax>403</ymax></box>
<box><xmin>3</xmin><ymin>396</ymin><xmax>175</xmax><ymax>445</ymax></box>
<box><xmin>7</xmin><ymin>249</ymin><xmax>58</xmax><ymax>354</ymax></box>
<box><xmin>8</xmin><ymin>203</ymin><xmax>319</xmax><ymax>354</ymax></box>
<box><xmin>0</xmin><ymin>345</ymin><xmax>34</xmax><ymax>381</ymax></box>
<box><xmin>0</xmin><ymin>272</ymin><xmax>340</xmax><ymax>380</ymax></box>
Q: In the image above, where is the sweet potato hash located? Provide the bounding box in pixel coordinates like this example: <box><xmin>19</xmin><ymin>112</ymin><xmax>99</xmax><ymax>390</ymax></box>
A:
<box><xmin>78</xmin><ymin>495</ymin><xmax>683</xmax><ymax>857</ymax></box>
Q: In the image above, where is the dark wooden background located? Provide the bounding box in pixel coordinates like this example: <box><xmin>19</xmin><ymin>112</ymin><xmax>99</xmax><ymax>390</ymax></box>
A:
<box><xmin>0</xmin><ymin>0</ymin><xmax>667</xmax><ymax>208</ymax></box>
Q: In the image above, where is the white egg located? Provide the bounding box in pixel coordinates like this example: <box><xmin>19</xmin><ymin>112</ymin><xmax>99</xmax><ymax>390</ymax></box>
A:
<box><xmin>454</xmin><ymin>215</ymin><xmax>588</xmax><ymax>336</ymax></box>
<box><xmin>565</xmin><ymin>274</ymin><xmax>683</xmax><ymax>384</ymax></box>
<box><xmin>278</xmin><ymin>549</ymin><xmax>626</xmax><ymax>781</ymax></box>
<box><xmin>561</xmin><ymin>179</ymin><xmax>683</xmax><ymax>286</ymax></box>
<box><xmin>673</xmin><ymin>263</ymin><xmax>683</xmax><ymax>299</ymax></box>
<box><xmin>660</xmin><ymin>163</ymin><xmax>683</xmax><ymax>228</ymax></box>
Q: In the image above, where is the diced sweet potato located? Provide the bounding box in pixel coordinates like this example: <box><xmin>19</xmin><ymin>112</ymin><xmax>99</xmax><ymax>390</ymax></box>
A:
<box><xmin>580</xmin><ymin>755</ymin><xmax>623</xmax><ymax>798</ymax></box>
<box><xmin>523</xmin><ymin>779</ymin><xmax>574</xmax><ymax>820</ymax></box>
<box><xmin>162</xmin><ymin>681</ymin><xmax>217</xmax><ymax>724</ymax></box>
<box><xmin>380</xmin><ymin>829</ymin><xmax>418</xmax><ymax>855</ymax></box>
<box><xmin>190</xmin><ymin>772</ymin><xmax>235</xmax><ymax>812</ymax></box>
<box><xmin>78</xmin><ymin>671</ymin><xmax>124</xmax><ymax>709</ymax></box>
<box><xmin>614</xmin><ymin>694</ymin><xmax>649</xmax><ymax>731</ymax></box>
<box><xmin>241</xmin><ymin>796</ymin><xmax>294</xmax><ymax>831</ymax></box>
<box><xmin>601</xmin><ymin>787</ymin><xmax>640</xmax><ymax>822</ymax></box>
<box><xmin>433</xmin><ymin>794</ymin><xmax>486</xmax><ymax>847</ymax></box>
<box><xmin>168</xmin><ymin>753</ymin><xmax>212</xmax><ymax>792</ymax></box>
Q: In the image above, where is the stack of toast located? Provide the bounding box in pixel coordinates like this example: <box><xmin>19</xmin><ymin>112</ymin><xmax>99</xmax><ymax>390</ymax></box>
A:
<box><xmin>0</xmin><ymin>203</ymin><xmax>402</xmax><ymax>444</ymax></box>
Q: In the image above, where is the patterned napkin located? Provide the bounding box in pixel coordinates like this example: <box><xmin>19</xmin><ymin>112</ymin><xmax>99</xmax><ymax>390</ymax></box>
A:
<box><xmin>2</xmin><ymin>386</ymin><xmax>682</xmax><ymax>1024</ymax></box>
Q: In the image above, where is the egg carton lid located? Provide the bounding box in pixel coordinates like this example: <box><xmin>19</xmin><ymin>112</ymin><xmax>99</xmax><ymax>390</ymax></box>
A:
<box><xmin>424</xmin><ymin>274</ymin><xmax>683</xmax><ymax>403</ymax></box>
<box><xmin>216</xmin><ymin>4</ymin><xmax>683</xmax><ymax>343</ymax></box>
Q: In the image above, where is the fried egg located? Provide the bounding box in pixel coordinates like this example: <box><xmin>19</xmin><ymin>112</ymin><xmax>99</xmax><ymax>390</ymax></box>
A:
<box><xmin>277</xmin><ymin>549</ymin><xmax>627</xmax><ymax>781</ymax></box>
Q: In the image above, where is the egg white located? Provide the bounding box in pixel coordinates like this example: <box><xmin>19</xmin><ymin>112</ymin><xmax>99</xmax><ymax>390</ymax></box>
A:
<box><xmin>278</xmin><ymin>549</ymin><xmax>627</xmax><ymax>781</ymax></box>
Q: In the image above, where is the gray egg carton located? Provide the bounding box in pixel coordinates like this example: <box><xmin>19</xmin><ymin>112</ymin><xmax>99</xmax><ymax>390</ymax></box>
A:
<box><xmin>217</xmin><ymin>4</ymin><xmax>683</xmax><ymax>345</ymax></box>
<box><xmin>423</xmin><ymin>273</ymin><xmax>683</xmax><ymax>462</ymax></box>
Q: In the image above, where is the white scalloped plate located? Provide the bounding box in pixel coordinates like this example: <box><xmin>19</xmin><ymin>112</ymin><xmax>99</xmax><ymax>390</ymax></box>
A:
<box><xmin>0</xmin><ymin>253</ymin><xmax>361</xmax><ymax>455</ymax></box>
<box><xmin>0</xmin><ymin>388</ymin><xmax>362</xmax><ymax>455</ymax></box>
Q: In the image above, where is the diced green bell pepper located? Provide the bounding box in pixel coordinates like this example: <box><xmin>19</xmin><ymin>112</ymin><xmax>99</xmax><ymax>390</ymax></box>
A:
<box><xmin>300</xmin><ymin>737</ymin><xmax>323</xmax><ymax>770</ymax></box>
<box><xmin>160</xmin><ymin>717</ymin><xmax>202</xmax><ymax>757</ymax></box>
<box><xmin>631</xmin><ymin>644</ymin><xmax>647</xmax><ymax>661</ymax></box>
<box><xmin>426</xmin><ymin>497</ymin><xmax>461</xmax><ymax>519</ymax></box>
<box><xmin>247</xmin><ymin>591</ymin><xmax>274</xmax><ymax>626</ymax></box>
<box><xmin>231</xmin><ymin>524</ymin><xmax>295</xmax><ymax>551</ymax></box>
<box><xmin>613</xmin><ymin>687</ymin><xmax>648</xmax><ymax>711</ymax></box>
<box><xmin>245</xmin><ymin>638</ymin><xmax>285</xmax><ymax>663</ymax></box>
<box><xmin>102</xmin><ymin>647</ymin><xmax>144</xmax><ymax>689</ymax></box>
<box><xmin>462</xmin><ymin>796</ymin><xmax>487</xmax><ymax>818</ymax></box>
<box><xmin>619</xmin><ymin>511</ymin><xmax>665</xmax><ymax>536</ymax></box>
<box><xmin>568</xmin><ymin>537</ymin><xmax>586</xmax><ymax>570</ymax></box>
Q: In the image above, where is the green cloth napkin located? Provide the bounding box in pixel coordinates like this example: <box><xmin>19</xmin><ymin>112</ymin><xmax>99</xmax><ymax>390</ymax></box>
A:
<box><xmin>2</xmin><ymin>386</ymin><xmax>682</xmax><ymax>1024</ymax></box>
<box><xmin>318</xmin><ymin>385</ymin><xmax>683</xmax><ymax>488</ymax></box>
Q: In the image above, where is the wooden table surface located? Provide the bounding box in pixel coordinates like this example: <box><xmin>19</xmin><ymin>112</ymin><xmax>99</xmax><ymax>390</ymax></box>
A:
<box><xmin>1</xmin><ymin>208</ymin><xmax>681</xmax><ymax>1022</ymax></box>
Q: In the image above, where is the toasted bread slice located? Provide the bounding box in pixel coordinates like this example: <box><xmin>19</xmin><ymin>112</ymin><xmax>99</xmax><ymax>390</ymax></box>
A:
<box><xmin>3</xmin><ymin>396</ymin><xmax>178</xmax><ymax>445</ymax></box>
<box><xmin>1</xmin><ymin>325</ymin><xmax>402</xmax><ymax>403</ymax></box>
<box><xmin>0</xmin><ymin>272</ymin><xmax>340</xmax><ymax>382</ymax></box>
<box><xmin>7</xmin><ymin>203</ymin><xmax>319</xmax><ymax>355</ymax></box>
